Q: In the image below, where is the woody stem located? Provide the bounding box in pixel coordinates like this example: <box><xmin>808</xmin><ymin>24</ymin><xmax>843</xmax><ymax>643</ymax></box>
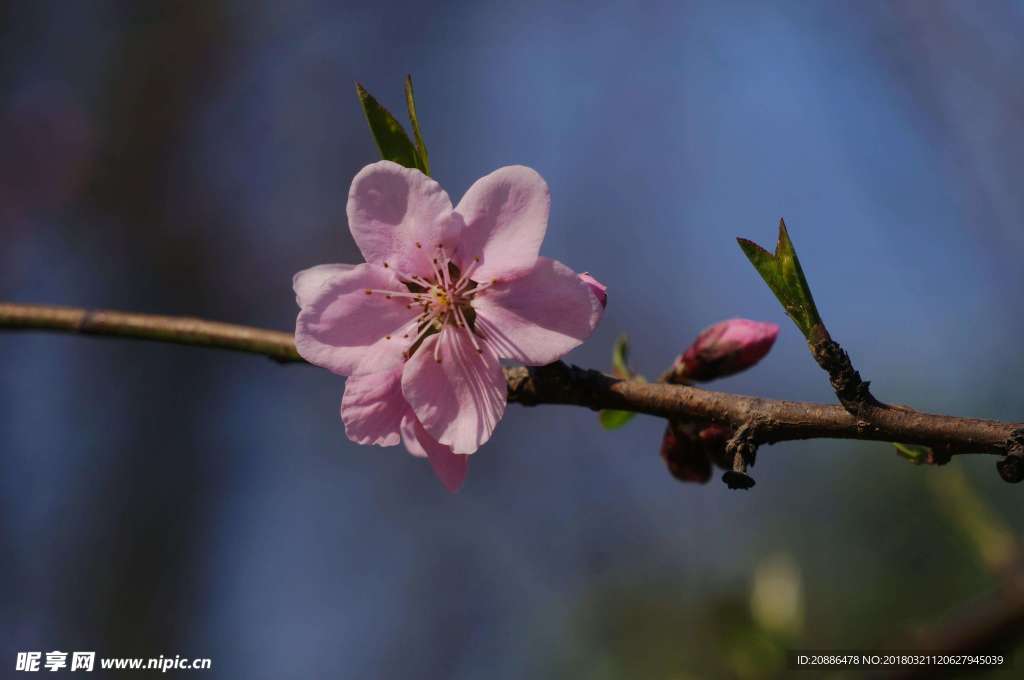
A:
<box><xmin>1</xmin><ymin>302</ymin><xmax>1020</xmax><ymax>463</ymax></box>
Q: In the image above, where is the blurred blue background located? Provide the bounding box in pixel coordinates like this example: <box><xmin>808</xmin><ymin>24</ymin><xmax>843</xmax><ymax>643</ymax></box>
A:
<box><xmin>2</xmin><ymin>0</ymin><xmax>1023</xmax><ymax>677</ymax></box>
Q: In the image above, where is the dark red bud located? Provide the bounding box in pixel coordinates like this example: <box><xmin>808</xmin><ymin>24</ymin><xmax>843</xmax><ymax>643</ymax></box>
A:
<box><xmin>660</xmin><ymin>422</ymin><xmax>712</xmax><ymax>484</ymax></box>
<box><xmin>698</xmin><ymin>424</ymin><xmax>734</xmax><ymax>470</ymax></box>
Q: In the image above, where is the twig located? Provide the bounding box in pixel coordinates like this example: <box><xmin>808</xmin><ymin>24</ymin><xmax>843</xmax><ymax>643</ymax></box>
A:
<box><xmin>0</xmin><ymin>302</ymin><xmax>302</xmax><ymax>363</ymax></box>
<box><xmin>2</xmin><ymin>302</ymin><xmax>1021</xmax><ymax>461</ymax></box>
<box><xmin>734</xmin><ymin>220</ymin><xmax>1024</xmax><ymax>484</ymax></box>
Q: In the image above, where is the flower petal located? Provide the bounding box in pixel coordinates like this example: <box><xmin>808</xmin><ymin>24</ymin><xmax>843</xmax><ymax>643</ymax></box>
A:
<box><xmin>399</xmin><ymin>414</ymin><xmax>429</xmax><ymax>458</ymax></box>
<box><xmin>471</xmin><ymin>257</ymin><xmax>603</xmax><ymax>365</ymax></box>
<box><xmin>295</xmin><ymin>263</ymin><xmax>419</xmax><ymax>376</ymax></box>
<box><xmin>340</xmin><ymin>370</ymin><xmax>405</xmax><ymax>446</ymax></box>
<box><xmin>455</xmin><ymin>165</ymin><xmax>549</xmax><ymax>280</ymax></box>
<box><xmin>401</xmin><ymin>327</ymin><xmax>507</xmax><ymax>455</ymax></box>
<box><xmin>293</xmin><ymin>263</ymin><xmax>355</xmax><ymax>308</ymax></box>
<box><xmin>578</xmin><ymin>271</ymin><xmax>607</xmax><ymax>308</ymax></box>
<box><xmin>401</xmin><ymin>414</ymin><xmax>468</xmax><ymax>492</ymax></box>
<box><xmin>347</xmin><ymin>160</ymin><xmax>459</xmax><ymax>278</ymax></box>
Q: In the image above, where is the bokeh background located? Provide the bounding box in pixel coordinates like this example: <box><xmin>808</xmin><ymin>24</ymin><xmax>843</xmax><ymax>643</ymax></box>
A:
<box><xmin>2</xmin><ymin>1</ymin><xmax>1023</xmax><ymax>677</ymax></box>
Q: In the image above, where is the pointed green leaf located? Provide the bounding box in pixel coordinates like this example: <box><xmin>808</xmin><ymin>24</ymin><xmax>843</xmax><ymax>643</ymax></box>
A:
<box><xmin>599</xmin><ymin>336</ymin><xmax>639</xmax><ymax>429</ymax></box>
<box><xmin>599</xmin><ymin>409</ymin><xmax>636</xmax><ymax>430</ymax></box>
<box><xmin>355</xmin><ymin>82</ymin><xmax>420</xmax><ymax>170</ymax></box>
<box><xmin>404</xmin><ymin>75</ymin><xmax>430</xmax><ymax>175</ymax></box>
<box><xmin>737</xmin><ymin>218</ymin><xmax>823</xmax><ymax>339</ymax></box>
<box><xmin>611</xmin><ymin>334</ymin><xmax>632</xmax><ymax>379</ymax></box>
<box><xmin>774</xmin><ymin>220</ymin><xmax>821</xmax><ymax>333</ymax></box>
<box><xmin>894</xmin><ymin>442</ymin><xmax>932</xmax><ymax>464</ymax></box>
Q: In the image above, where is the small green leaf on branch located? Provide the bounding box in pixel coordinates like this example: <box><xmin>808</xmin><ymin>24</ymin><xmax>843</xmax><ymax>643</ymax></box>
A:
<box><xmin>600</xmin><ymin>335</ymin><xmax>638</xmax><ymax>430</ymax></box>
<box><xmin>599</xmin><ymin>409</ymin><xmax>636</xmax><ymax>430</ymax></box>
<box><xmin>611</xmin><ymin>334</ymin><xmax>632</xmax><ymax>380</ymax></box>
<box><xmin>737</xmin><ymin>219</ymin><xmax>823</xmax><ymax>340</ymax></box>
<box><xmin>894</xmin><ymin>442</ymin><xmax>933</xmax><ymax>464</ymax></box>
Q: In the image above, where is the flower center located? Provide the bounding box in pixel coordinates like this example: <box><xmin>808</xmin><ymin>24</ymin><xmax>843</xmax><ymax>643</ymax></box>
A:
<box><xmin>365</xmin><ymin>246</ymin><xmax>496</xmax><ymax>362</ymax></box>
<box><xmin>432</xmin><ymin>287</ymin><xmax>450</xmax><ymax>310</ymax></box>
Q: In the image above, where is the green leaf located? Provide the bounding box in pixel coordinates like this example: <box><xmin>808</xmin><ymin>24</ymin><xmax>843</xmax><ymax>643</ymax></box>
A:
<box><xmin>737</xmin><ymin>218</ymin><xmax>823</xmax><ymax>339</ymax></box>
<box><xmin>404</xmin><ymin>75</ymin><xmax>430</xmax><ymax>175</ymax></box>
<box><xmin>611</xmin><ymin>334</ymin><xmax>632</xmax><ymax>379</ymax></box>
<box><xmin>894</xmin><ymin>442</ymin><xmax>932</xmax><ymax>464</ymax></box>
<box><xmin>599</xmin><ymin>409</ymin><xmax>636</xmax><ymax>430</ymax></box>
<box><xmin>355</xmin><ymin>82</ymin><xmax>421</xmax><ymax>171</ymax></box>
<box><xmin>598</xmin><ymin>336</ymin><xmax>640</xmax><ymax>429</ymax></box>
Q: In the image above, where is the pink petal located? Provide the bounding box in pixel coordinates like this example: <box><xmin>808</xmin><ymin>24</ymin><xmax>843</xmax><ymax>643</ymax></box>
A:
<box><xmin>401</xmin><ymin>414</ymin><xmax>468</xmax><ymax>492</ymax></box>
<box><xmin>340</xmin><ymin>370</ymin><xmax>405</xmax><ymax>447</ymax></box>
<box><xmin>347</xmin><ymin>160</ymin><xmax>460</xmax><ymax>279</ymax></box>
<box><xmin>578</xmin><ymin>271</ymin><xmax>607</xmax><ymax>308</ymax></box>
<box><xmin>293</xmin><ymin>263</ymin><xmax>355</xmax><ymax>308</ymax></box>
<box><xmin>350</xmin><ymin>316</ymin><xmax>422</xmax><ymax>375</ymax></box>
<box><xmin>455</xmin><ymin>165</ymin><xmax>549</xmax><ymax>280</ymax></box>
<box><xmin>401</xmin><ymin>327</ymin><xmax>507</xmax><ymax>455</ymax></box>
<box><xmin>472</xmin><ymin>257</ymin><xmax>603</xmax><ymax>366</ymax></box>
<box><xmin>294</xmin><ymin>263</ymin><xmax>419</xmax><ymax>376</ymax></box>
<box><xmin>399</xmin><ymin>414</ymin><xmax>429</xmax><ymax>458</ymax></box>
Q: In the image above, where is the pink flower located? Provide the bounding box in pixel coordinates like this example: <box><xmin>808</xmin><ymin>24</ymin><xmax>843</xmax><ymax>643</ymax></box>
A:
<box><xmin>294</xmin><ymin>161</ymin><xmax>604</xmax><ymax>491</ymax></box>
<box><xmin>675</xmin><ymin>318</ymin><xmax>779</xmax><ymax>382</ymax></box>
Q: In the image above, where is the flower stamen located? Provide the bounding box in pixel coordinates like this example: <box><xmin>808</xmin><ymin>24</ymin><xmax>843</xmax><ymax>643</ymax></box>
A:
<box><xmin>453</xmin><ymin>305</ymin><xmax>482</xmax><ymax>353</ymax></box>
<box><xmin>366</xmin><ymin>288</ymin><xmax>428</xmax><ymax>300</ymax></box>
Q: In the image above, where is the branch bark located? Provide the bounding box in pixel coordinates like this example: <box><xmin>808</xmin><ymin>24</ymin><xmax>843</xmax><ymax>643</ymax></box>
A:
<box><xmin>2</xmin><ymin>302</ymin><xmax>1021</xmax><ymax>461</ymax></box>
<box><xmin>0</xmin><ymin>302</ymin><xmax>304</xmax><ymax>363</ymax></box>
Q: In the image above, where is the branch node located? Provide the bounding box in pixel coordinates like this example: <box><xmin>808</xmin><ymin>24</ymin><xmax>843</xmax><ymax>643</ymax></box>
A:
<box><xmin>930</xmin><ymin>445</ymin><xmax>954</xmax><ymax>466</ymax></box>
<box><xmin>810</xmin><ymin>337</ymin><xmax>879</xmax><ymax>412</ymax></box>
<box><xmin>76</xmin><ymin>309</ymin><xmax>96</xmax><ymax>333</ymax></box>
<box><xmin>996</xmin><ymin>430</ymin><xmax>1024</xmax><ymax>484</ymax></box>
<box><xmin>722</xmin><ymin>420</ymin><xmax>761</xmax><ymax>490</ymax></box>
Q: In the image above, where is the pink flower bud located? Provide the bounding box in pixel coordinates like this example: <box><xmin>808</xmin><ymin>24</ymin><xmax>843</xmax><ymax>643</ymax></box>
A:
<box><xmin>579</xmin><ymin>272</ymin><xmax>607</xmax><ymax>308</ymax></box>
<box><xmin>676</xmin><ymin>318</ymin><xmax>779</xmax><ymax>382</ymax></box>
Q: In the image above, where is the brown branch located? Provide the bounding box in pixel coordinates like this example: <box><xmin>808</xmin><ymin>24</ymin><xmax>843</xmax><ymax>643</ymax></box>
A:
<box><xmin>0</xmin><ymin>302</ymin><xmax>304</xmax><ymax>363</ymax></box>
<box><xmin>505</xmin><ymin>362</ymin><xmax>1017</xmax><ymax>455</ymax></box>
<box><xmin>2</xmin><ymin>302</ymin><xmax>1021</xmax><ymax>465</ymax></box>
<box><xmin>808</xmin><ymin>326</ymin><xmax>885</xmax><ymax>414</ymax></box>
<box><xmin>799</xmin><ymin>318</ymin><xmax>1024</xmax><ymax>482</ymax></box>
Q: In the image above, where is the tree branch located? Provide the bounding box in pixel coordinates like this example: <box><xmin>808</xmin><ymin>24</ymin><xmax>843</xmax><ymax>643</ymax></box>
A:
<box><xmin>2</xmin><ymin>302</ymin><xmax>1021</xmax><ymax>463</ymax></box>
<box><xmin>0</xmin><ymin>302</ymin><xmax>304</xmax><ymax>363</ymax></box>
